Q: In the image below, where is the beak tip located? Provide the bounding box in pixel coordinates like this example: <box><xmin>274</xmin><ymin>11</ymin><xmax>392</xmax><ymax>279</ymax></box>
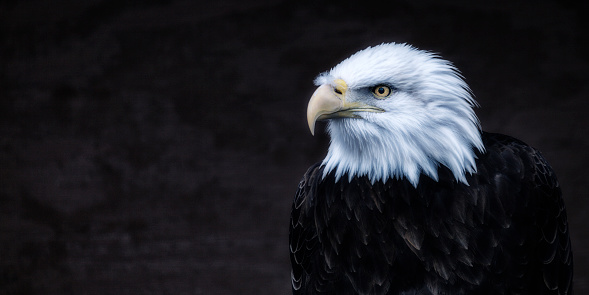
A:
<box><xmin>308</xmin><ymin>121</ymin><xmax>316</xmax><ymax>136</ymax></box>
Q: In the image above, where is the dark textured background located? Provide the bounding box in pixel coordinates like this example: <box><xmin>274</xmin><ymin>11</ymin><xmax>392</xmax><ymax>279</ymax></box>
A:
<box><xmin>1</xmin><ymin>1</ymin><xmax>587</xmax><ymax>294</ymax></box>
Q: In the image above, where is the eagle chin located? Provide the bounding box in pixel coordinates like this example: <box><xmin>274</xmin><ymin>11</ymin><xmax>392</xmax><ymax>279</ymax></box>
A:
<box><xmin>290</xmin><ymin>43</ymin><xmax>573</xmax><ymax>295</ymax></box>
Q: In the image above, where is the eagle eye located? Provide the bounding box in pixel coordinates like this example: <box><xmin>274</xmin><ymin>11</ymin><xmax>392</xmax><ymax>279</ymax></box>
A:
<box><xmin>372</xmin><ymin>85</ymin><xmax>392</xmax><ymax>98</ymax></box>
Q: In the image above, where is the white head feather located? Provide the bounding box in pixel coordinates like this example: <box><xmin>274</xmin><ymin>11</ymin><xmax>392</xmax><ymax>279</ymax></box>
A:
<box><xmin>314</xmin><ymin>43</ymin><xmax>484</xmax><ymax>186</ymax></box>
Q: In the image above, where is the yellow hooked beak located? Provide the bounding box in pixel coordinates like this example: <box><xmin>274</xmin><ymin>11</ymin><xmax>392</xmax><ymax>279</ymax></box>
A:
<box><xmin>306</xmin><ymin>79</ymin><xmax>385</xmax><ymax>135</ymax></box>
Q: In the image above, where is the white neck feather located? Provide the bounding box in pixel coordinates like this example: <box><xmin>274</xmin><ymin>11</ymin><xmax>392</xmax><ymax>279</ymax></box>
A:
<box><xmin>322</xmin><ymin>115</ymin><xmax>483</xmax><ymax>186</ymax></box>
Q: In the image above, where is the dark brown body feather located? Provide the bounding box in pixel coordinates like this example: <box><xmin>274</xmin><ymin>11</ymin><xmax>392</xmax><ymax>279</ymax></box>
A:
<box><xmin>289</xmin><ymin>132</ymin><xmax>573</xmax><ymax>294</ymax></box>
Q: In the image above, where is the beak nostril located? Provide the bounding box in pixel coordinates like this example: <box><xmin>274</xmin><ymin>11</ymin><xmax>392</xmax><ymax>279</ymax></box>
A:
<box><xmin>334</xmin><ymin>88</ymin><xmax>342</xmax><ymax>95</ymax></box>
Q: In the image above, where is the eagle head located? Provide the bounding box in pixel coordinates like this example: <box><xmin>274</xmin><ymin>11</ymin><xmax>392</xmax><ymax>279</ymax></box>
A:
<box><xmin>307</xmin><ymin>43</ymin><xmax>484</xmax><ymax>186</ymax></box>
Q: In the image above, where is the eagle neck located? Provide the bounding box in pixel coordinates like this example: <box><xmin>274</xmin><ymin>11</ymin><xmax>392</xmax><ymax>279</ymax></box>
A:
<box><xmin>321</xmin><ymin>119</ymin><xmax>483</xmax><ymax>187</ymax></box>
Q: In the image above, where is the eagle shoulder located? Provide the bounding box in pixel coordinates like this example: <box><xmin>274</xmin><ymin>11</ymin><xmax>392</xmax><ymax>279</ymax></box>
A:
<box><xmin>475</xmin><ymin>132</ymin><xmax>573</xmax><ymax>294</ymax></box>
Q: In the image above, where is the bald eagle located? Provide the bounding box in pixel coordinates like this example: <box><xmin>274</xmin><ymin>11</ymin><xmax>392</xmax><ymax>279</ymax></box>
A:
<box><xmin>289</xmin><ymin>43</ymin><xmax>573</xmax><ymax>295</ymax></box>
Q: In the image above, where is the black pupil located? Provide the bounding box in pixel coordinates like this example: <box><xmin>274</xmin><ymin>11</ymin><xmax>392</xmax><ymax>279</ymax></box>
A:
<box><xmin>377</xmin><ymin>87</ymin><xmax>386</xmax><ymax>94</ymax></box>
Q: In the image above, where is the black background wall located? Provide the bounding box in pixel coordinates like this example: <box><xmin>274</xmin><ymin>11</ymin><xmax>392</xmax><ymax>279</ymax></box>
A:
<box><xmin>1</xmin><ymin>1</ymin><xmax>587</xmax><ymax>294</ymax></box>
